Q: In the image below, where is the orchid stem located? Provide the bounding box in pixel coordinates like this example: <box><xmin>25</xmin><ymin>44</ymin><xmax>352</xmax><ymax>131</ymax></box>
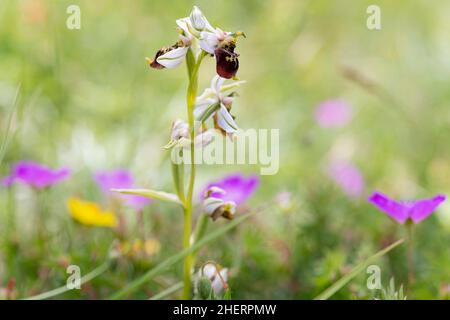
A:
<box><xmin>181</xmin><ymin>50</ymin><xmax>205</xmax><ymax>299</ymax></box>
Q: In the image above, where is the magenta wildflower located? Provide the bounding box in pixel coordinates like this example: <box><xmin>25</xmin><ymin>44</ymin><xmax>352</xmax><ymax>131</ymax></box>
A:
<box><xmin>327</xmin><ymin>161</ymin><xmax>365</xmax><ymax>198</ymax></box>
<box><xmin>1</xmin><ymin>161</ymin><xmax>70</xmax><ymax>189</ymax></box>
<box><xmin>368</xmin><ymin>192</ymin><xmax>446</xmax><ymax>224</ymax></box>
<box><xmin>202</xmin><ymin>173</ymin><xmax>259</xmax><ymax>206</ymax></box>
<box><xmin>94</xmin><ymin>169</ymin><xmax>151</xmax><ymax>209</ymax></box>
<box><xmin>315</xmin><ymin>99</ymin><xmax>352</xmax><ymax>128</ymax></box>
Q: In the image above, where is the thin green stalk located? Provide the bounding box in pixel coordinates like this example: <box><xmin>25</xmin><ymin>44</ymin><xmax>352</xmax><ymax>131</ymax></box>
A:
<box><xmin>0</xmin><ymin>84</ymin><xmax>20</xmax><ymax>168</ymax></box>
<box><xmin>36</xmin><ymin>188</ymin><xmax>48</xmax><ymax>249</ymax></box>
<box><xmin>182</xmin><ymin>50</ymin><xmax>205</xmax><ymax>299</ymax></box>
<box><xmin>149</xmin><ymin>282</ymin><xmax>183</xmax><ymax>300</ymax></box>
<box><xmin>190</xmin><ymin>214</ymin><xmax>209</xmax><ymax>268</ymax></box>
<box><xmin>24</xmin><ymin>259</ymin><xmax>111</xmax><ymax>300</ymax></box>
<box><xmin>406</xmin><ymin>222</ymin><xmax>415</xmax><ymax>285</ymax></box>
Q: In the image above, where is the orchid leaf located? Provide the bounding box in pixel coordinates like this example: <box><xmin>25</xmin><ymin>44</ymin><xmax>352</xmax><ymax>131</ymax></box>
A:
<box><xmin>112</xmin><ymin>188</ymin><xmax>183</xmax><ymax>206</ymax></box>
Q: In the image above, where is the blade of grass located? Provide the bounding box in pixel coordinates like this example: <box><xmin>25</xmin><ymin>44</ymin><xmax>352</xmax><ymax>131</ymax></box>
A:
<box><xmin>0</xmin><ymin>84</ymin><xmax>20</xmax><ymax>168</ymax></box>
<box><xmin>110</xmin><ymin>212</ymin><xmax>253</xmax><ymax>299</ymax></box>
<box><xmin>314</xmin><ymin>238</ymin><xmax>404</xmax><ymax>300</ymax></box>
<box><xmin>149</xmin><ymin>282</ymin><xmax>183</xmax><ymax>300</ymax></box>
<box><xmin>23</xmin><ymin>259</ymin><xmax>111</xmax><ymax>300</ymax></box>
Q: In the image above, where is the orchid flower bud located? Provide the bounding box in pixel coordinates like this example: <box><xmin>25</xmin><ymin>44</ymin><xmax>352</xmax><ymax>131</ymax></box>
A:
<box><xmin>194</xmin><ymin>129</ymin><xmax>215</xmax><ymax>148</ymax></box>
<box><xmin>171</xmin><ymin>119</ymin><xmax>189</xmax><ymax>140</ymax></box>
<box><xmin>200</xmin><ymin>263</ymin><xmax>229</xmax><ymax>295</ymax></box>
<box><xmin>190</xmin><ymin>6</ymin><xmax>212</xmax><ymax>32</ymax></box>
<box><xmin>203</xmin><ymin>186</ymin><xmax>236</xmax><ymax>220</ymax></box>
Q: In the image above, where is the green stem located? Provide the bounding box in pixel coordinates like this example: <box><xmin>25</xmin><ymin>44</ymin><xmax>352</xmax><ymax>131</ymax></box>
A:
<box><xmin>150</xmin><ymin>282</ymin><xmax>183</xmax><ymax>300</ymax></box>
<box><xmin>406</xmin><ymin>222</ymin><xmax>415</xmax><ymax>285</ymax></box>
<box><xmin>190</xmin><ymin>214</ymin><xmax>209</xmax><ymax>268</ymax></box>
<box><xmin>36</xmin><ymin>188</ymin><xmax>49</xmax><ymax>250</ymax></box>
<box><xmin>182</xmin><ymin>50</ymin><xmax>205</xmax><ymax>299</ymax></box>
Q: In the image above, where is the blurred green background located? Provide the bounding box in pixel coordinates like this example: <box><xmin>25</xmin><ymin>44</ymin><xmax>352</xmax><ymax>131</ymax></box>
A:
<box><xmin>1</xmin><ymin>0</ymin><xmax>450</xmax><ymax>299</ymax></box>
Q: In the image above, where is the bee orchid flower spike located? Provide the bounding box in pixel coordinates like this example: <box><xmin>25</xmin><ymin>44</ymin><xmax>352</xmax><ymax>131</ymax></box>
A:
<box><xmin>147</xmin><ymin>6</ymin><xmax>245</xmax><ymax>79</ymax></box>
<box><xmin>140</xmin><ymin>6</ymin><xmax>248</xmax><ymax>299</ymax></box>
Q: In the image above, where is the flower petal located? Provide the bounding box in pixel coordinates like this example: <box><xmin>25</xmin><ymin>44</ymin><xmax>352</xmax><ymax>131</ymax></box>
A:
<box><xmin>211</xmin><ymin>268</ymin><xmax>228</xmax><ymax>294</ymax></box>
<box><xmin>202</xmin><ymin>173</ymin><xmax>259</xmax><ymax>206</ymax></box>
<box><xmin>368</xmin><ymin>192</ymin><xmax>409</xmax><ymax>224</ymax></box>
<box><xmin>156</xmin><ymin>46</ymin><xmax>188</xmax><ymax>68</ymax></box>
<box><xmin>214</xmin><ymin>47</ymin><xmax>239</xmax><ymax>79</ymax></box>
<box><xmin>410</xmin><ymin>194</ymin><xmax>446</xmax><ymax>224</ymax></box>
<box><xmin>210</xmin><ymin>75</ymin><xmax>226</xmax><ymax>93</ymax></box>
<box><xmin>203</xmin><ymin>197</ymin><xmax>224</xmax><ymax>216</ymax></box>
<box><xmin>194</xmin><ymin>98</ymin><xmax>216</xmax><ymax>118</ymax></box>
<box><xmin>217</xmin><ymin>104</ymin><xmax>238</xmax><ymax>133</ymax></box>
<box><xmin>190</xmin><ymin>6</ymin><xmax>214</xmax><ymax>32</ymax></box>
<box><xmin>199</xmin><ymin>31</ymin><xmax>219</xmax><ymax>54</ymax></box>
<box><xmin>176</xmin><ymin>17</ymin><xmax>191</xmax><ymax>35</ymax></box>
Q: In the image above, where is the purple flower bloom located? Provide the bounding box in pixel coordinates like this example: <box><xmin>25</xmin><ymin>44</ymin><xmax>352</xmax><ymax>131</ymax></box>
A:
<box><xmin>315</xmin><ymin>99</ymin><xmax>352</xmax><ymax>128</ymax></box>
<box><xmin>1</xmin><ymin>161</ymin><xmax>70</xmax><ymax>189</ymax></box>
<box><xmin>327</xmin><ymin>161</ymin><xmax>365</xmax><ymax>198</ymax></box>
<box><xmin>201</xmin><ymin>173</ymin><xmax>259</xmax><ymax>206</ymax></box>
<box><xmin>368</xmin><ymin>192</ymin><xmax>446</xmax><ymax>224</ymax></box>
<box><xmin>94</xmin><ymin>169</ymin><xmax>151</xmax><ymax>209</ymax></box>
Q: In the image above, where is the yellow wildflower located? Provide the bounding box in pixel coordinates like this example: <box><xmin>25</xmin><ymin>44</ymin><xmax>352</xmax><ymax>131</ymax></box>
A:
<box><xmin>144</xmin><ymin>239</ymin><xmax>161</xmax><ymax>256</ymax></box>
<box><xmin>67</xmin><ymin>197</ymin><xmax>118</xmax><ymax>228</ymax></box>
<box><xmin>117</xmin><ymin>238</ymin><xmax>161</xmax><ymax>257</ymax></box>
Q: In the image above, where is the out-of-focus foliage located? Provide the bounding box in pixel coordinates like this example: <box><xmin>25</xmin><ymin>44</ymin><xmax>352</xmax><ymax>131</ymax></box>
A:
<box><xmin>1</xmin><ymin>0</ymin><xmax>450</xmax><ymax>299</ymax></box>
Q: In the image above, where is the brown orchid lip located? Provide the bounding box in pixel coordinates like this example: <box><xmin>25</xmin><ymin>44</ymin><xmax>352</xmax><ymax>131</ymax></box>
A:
<box><xmin>214</xmin><ymin>47</ymin><xmax>239</xmax><ymax>79</ymax></box>
<box><xmin>148</xmin><ymin>49</ymin><xmax>166</xmax><ymax>69</ymax></box>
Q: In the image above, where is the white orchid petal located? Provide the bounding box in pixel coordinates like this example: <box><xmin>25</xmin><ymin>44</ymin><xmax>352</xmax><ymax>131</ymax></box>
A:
<box><xmin>194</xmin><ymin>99</ymin><xmax>216</xmax><ymax>119</ymax></box>
<box><xmin>217</xmin><ymin>104</ymin><xmax>238</xmax><ymax>133</ymax></box>
<box><xmin>194</xmin><ymin>129</ymin><xmax>216</xmax><ymax>148</ymax></box>
<box><xmin>220</xmin><ymin>80</ymin><xmax>246</xmax><ymax>94</ymax></box>
<box><xmin>202</xmin><ymin>264</ymin><xmax>216</xmax><ymax>279</ymax></box>
<box><xmin>196</xmin><ymin>88</ymin><xmax>217</xmax><ymax>102</ymax></box>
<box><xmin>221</xmin><ymin>96</ymin><xmax>234</xmax><ymax>106</ymax></box>
<box><xmin>210</xmin><ymin>75</ymin><xmax>226</xmax><ymax>93</ymax></box>
<box><xmin>203</xmin><ymin>197</ymin><xmax>224</xmax><ymax>216</ymax></box>
<box><xmin>206</xmin><ymin>186</ymin><xmax>226</xmax><ymax>196</ymax></box>
<box><xmin>156</xmin><ymin>47</ymin><xmax>188</xmax><ymax>68</ymax></box>
<box><xmin>176</xmin><ymin>17</ymin><xmax>191</xmax><ymax>35</ymax></box>
<box><xmin>199</xmin><ymin>31</ymin><xmax>219</xmax><ymax>54</ymax></box>
<box><xmin>211</xmin><ymin>268</ymin><xmax>228</xmax><ymax>294</ymax></box>
<box><xmin>171</xmin><ymin>119</ymin><xmax>189</xmax><ymax>140</ymax></box>
<box><xmin>190</xmin><ymin>6</ymin><xmax>214</xmax><ymax>32</ymax></box>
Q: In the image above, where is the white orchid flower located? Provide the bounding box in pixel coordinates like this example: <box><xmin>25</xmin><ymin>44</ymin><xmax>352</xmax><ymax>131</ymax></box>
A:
<box><xmin>170</xmin><ymin>119</ymin><xmax>189</xmax><ymax>140</ymax></box>
<box><xmin>164</xmin><ymin>120</ymin><xmax>215</xmax><ymax>150</ymax></box>
<box><xmin>148</xmin><ymin>6</ymin><xmax>244</xmax><ymax>78</ymax></box>
<box><xmin>148</xmin><ymin>6</ymin><xmax>206</xmax><ymax>70</ymax></box>
<box><xmin>201</xmin><ymin>263</ymin><xmax>228</xmax><ymax>295</ymax></box>
<box><xmin>194</xmin><ymin>76</ymin><xmax>245</xmax><ymax>134</ymax></box>
<box><xmin>203</xmin><ymin>186</ymin><xmax>236</xmax><ymax>220</ymax></box>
